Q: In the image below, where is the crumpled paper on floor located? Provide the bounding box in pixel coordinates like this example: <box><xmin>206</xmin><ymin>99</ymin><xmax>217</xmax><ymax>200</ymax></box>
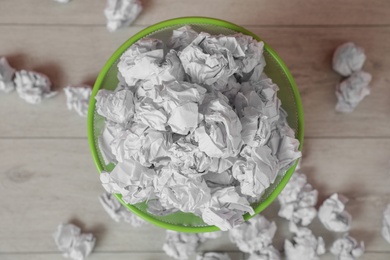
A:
<box><xmin>330</xmin><ymin>234</ymin><xmax>364</xmax><ymax>260</ymax></box>
<box><xmin>163</xmin><ymin>230</ymin><xmax>201</xmax><ymax>260</ymax></box>
<box><xmin>0</xmin><ymin>57</ymin><xmax>15</xmax><ymax>93</ymax></box>
<box><xmin>382</xmin><ymin>204</ymin><xmax>390</xmax><ymax>244</ymax></box>
<box><xmin>278</xmin><ymin>169</ymin><xmax>318</xmax><ymax>226</ymax></box>
<box><xmin>64</xmin><ymin>85</ymin><xmax>91</xmax><ymax>117</ymax></box>
<box><xmin>99</xmin><ymin>192</ymin><xmax>146</xmax><ymax>227</ymax></box>
<box><xmin>318</xmin><ymin>193</ymin><xmax>352</xmax><ymax>232</ymax></box>
<box><xmin>196</xmin><ymin>252</ymin><xmax>231</xmax><ymax>260</ymax></box>
<box><xmin>104</xmin><ymin>0</ymin><xmax>142</xmax><ymax>32</ymax></box>
<box><xmin>333</xmin><ymin>42</ymin><xmax>366</xmax><ymax>77</ymax></box>
<box><xmin>284</xmin><ymin>222</ymin><xmax>325</xmax><ymax>260</ymax></box>
<box><xmin>229</xmin><ymin>215</ymin><xmax>277</xmax><ymax>253</ymax></box>
<box><xmin>14</xmin><ymin>70</ymin><xmax>57</xmax><ymax>104</ymax></box>
<box><xmin>335</xmin><ymin>71</ymin><xmax>372</xmax><ymax>113</ymax></box>
<box><xmin>100</xmin><ymin>158</ymin><xmax>155</xmax><ymax>204</ymax></box>
<box><xmin>53</xmin><ymin>223</ymin><xmax>96</xmax><ymax>260</ymax></box>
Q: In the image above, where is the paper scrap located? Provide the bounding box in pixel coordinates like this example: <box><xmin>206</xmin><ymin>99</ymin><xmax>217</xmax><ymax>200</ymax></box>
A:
<box><xmin>195</xmin><ymin>96</ymin><xmax>243</xmax><ymax>158</ymax></box>
<box><xmin>95</xmin><ymin>88</ymin><xmax>135</xmax><ymax>124</ymax></box>
<box><xmin>382</xmin><ymin>204</ymin><xmax>390</xmax><ymax>244</ymax></box>
<box><xmin>163</xmin><ymin>230</ymin><xmax>201</xmax><ymax>260</ymax></box>
<box><xmin>53</xmin><ymin>223</ymin><xmax>96</xmax><ymax>260</ymax></box>
<box><xmin>153</xmin><ymin>165</ymin><xmax>211</xmax><ymax>214</ymax></box>
<box><xmin>318</xmin><ymin>193</ymin><xmax>352</xmax><ymax>232</ymax></box>
<box><xmin>284</xmin><ymin>222</ymin><xmax>325</xmax><ymax>260</ymax></box>
<box><xmin>147</xmin><ymin>199</ymin><xmax>179</xmax><ymax>216</ymax></box>
<box><xmin>333</xmin><ymin>42</ymin><xmax>366</xmax><ymax>77</ymax></box>
<box><xmin>229</xmin><ymin>215</ymin><xmax>277</xmax><ymax>253</ymax></box>
<box><xmin>196</xmin><ymin>252</ymin><xmax>231</xmax><ymax>260</ymax></box>
<box><xmin>104</xmin><ymin>0</ymin><xmax>142</xmax><ymax>32</ymax></box>
<box><xmin>98</xmin><ymin>121</ymin><xmax>125</xmax><ymax>165</ymax></box>
<box><xmin>100</xmin><ymin>158</ymin><xmax>155</xmax><ymax>204</ymax></box>
<box><xmin>118</xmin><ymin>38</ymin><xmax>185</xmax><ymax>88</ymax></box>
<box><xmin>335</xmin><ymin>71</ymin><xmax>372</xmax><ymax>113</ymax></box>
<box><xmin>330</xmin><ymin>234</ymin><xmax>364</xmax><ymax>260</ymax></box>
<box><xmin>110</xmin><ymin>122</ymin><xmax>172</xmax><ymax>166</ymax></box>
<box><xmin>99</xmin><ymin>192</ymin><xmax>146</xmax><ymax>227</ymax></box>
<box><xmin>64</xmin><ymin>85</ymin><xmax>91</xmax><ymax>117</ymax></box>
<box><xmin>170</xmin><ymin>26</ymin><xmax>199</xmax><ymax>51</ymax></box>
<box><xmin>0</xmin><ymin>57</ymin><xmax>15</xmax><ymax>93</ymax></box>
<box><xmin>201</xmin><ymin>186</ymin><xmax>254</xmax><ymax>230</ymax></box>
<box><xmin>232</xmin><ymin>145</ymin><xmax>279</xmax><ymax>198</ymax></box>
<box><xmin>278</xmin><ymin>170</ymin><xmax>318</xmax><ymax>226</ymax></box>
<box><xmin>14</xmin><ymin>70</ymin><xmax>57</xmax><ymax>104</ymax></box>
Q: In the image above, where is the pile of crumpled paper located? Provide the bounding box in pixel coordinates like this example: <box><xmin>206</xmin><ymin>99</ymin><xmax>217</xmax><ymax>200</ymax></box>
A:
<box><xmin>96</xmin><ymin>25</ymin><xmax>302</xmax><ymax>231</ymax></box>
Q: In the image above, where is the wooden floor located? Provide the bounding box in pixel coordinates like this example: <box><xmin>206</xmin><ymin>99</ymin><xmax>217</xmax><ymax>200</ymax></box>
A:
<box><xmin>1</xmin><ymin>1</ymin><xmax>390</xmax><ymax>259</ymax></box>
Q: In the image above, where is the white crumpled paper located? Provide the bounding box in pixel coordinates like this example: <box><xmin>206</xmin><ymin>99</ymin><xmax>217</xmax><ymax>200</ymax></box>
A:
<box><xmin>382</xmin><ymin>204</ymin><xmax>390</xmax><ymax>244</ymax></box>
<box><xmin>118</xmin><ymin>38</ymin><xmax>185</xmax><ymax>88</ymax></box>
<box><xmin>100</xmin><ymin>158</ymin><xmax>155</xmax><ymax>204</ymax></box>
<box><xmin>284</xmin><ymin>222</ymin><xmax>325</xmax><ymax>260</ymax></box>
<box><xmin>278</xmin><ymin>169</ymin><xmax>318</xmax><ymax>227</ymax></box>
<box><xmin>98</xmin><ymin>121</ymin><xmax>125</xmax><ymax>165</ymax></box>
<box><xmin>196</xmin><ymin>252</ymin><xmax>231</xmax><ymax>260</ymax></box>
<box><xmin>232</xmin><ymin>145</ymin><xmax>279</xmax><ymax>198</ymax></box>
<box><xmin>153</xmin><ymin>165</ymin><xmax>211</xmax><ymax>213</ymax></box>
<box><xmin>179</xmin><ymin>33</ymin><xmax>238</xmax><ymax>88</ymax></box>
<box><xmin>330</xmin><ymin>234</ymin><xmax>364</xmax><ymax>260</ymax></box>
<box><xmin>53</xmin><ymin>223</ymin><xmax>96</xmax><ymax>260</ymax></box>
<box><xmin>96</xmin><ymin>25</ymin><xmax>302</xmax><ymax>230</ymax></box>
<box><xmin>202</xmin><ymin>186</ymin><xmax>254</xmax><ymax>230</ymax></box>
<box><xmin>229</xmin><ymin>215</ymin><xmax>277</xmax><ymax>253</ymax></box>
<box><xmin>99</xmin><ymin>192</ymin><xmax>146</xmax><ymax>227</ymax></box>
<box><xmin>318</xmin><ymin>193</ymin><xmax>352</xmax><ymax>232</ymax></box>
<box><xmin>333</xmin><ymin>42</ymin><xmax>366</xmax><ymax>77</ymax></box>
<box><xmin>335</xmin><ymin>71</ymin><xmax>372</xmax><ymax>113</ymax></box>
<box><xmin>195</xmin><ymin>95</ymin><xmax>242</xmax><ymax>158</ymax></box>
<box><xmin>163</xmin><ymin>230</ymin><xmax>201</xmax><ymax>260</ymax></box>
<box><xmin>14</xmin><ymin>70</ymin><xmax>57</xmax><ymax>104</ymax></box>
<box><xmin>64</xmin><ymin>85</ymin><xmax>91</xmax><ymax>117</ymax></box>
<box><xmin>170</xmin><ymin>26</ymin><xmax>199</xmax><ymax>51</ymax></box>
<box><xmin>104</xmin><ymin>0</ymin><xmax>142</xmax><ymax>32</ymax></box>
<box><xmin>95</xmin><ymin>88</ymin><xmax>135</xmax><ymax>124</ymax></box>
<box><xmin>0</xmin><ymin>57</ymin><xmax>15</xmax><ymax>93</ymax></box>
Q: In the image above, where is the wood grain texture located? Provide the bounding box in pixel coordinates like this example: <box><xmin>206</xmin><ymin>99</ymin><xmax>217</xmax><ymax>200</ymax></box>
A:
<box><xmin>0</xmin><ymin>26</ymin><xmax>389</xmax><ymax>138</ymax></box>
<box><xmin>1</xmin><ymin>139</ymin><xmax>389</xmax><ymax>254</ymax></box>
<box><xmin>0</xmin><ymin>0</ymin><xmax>390</xmax><ymax>26</ymax></box>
